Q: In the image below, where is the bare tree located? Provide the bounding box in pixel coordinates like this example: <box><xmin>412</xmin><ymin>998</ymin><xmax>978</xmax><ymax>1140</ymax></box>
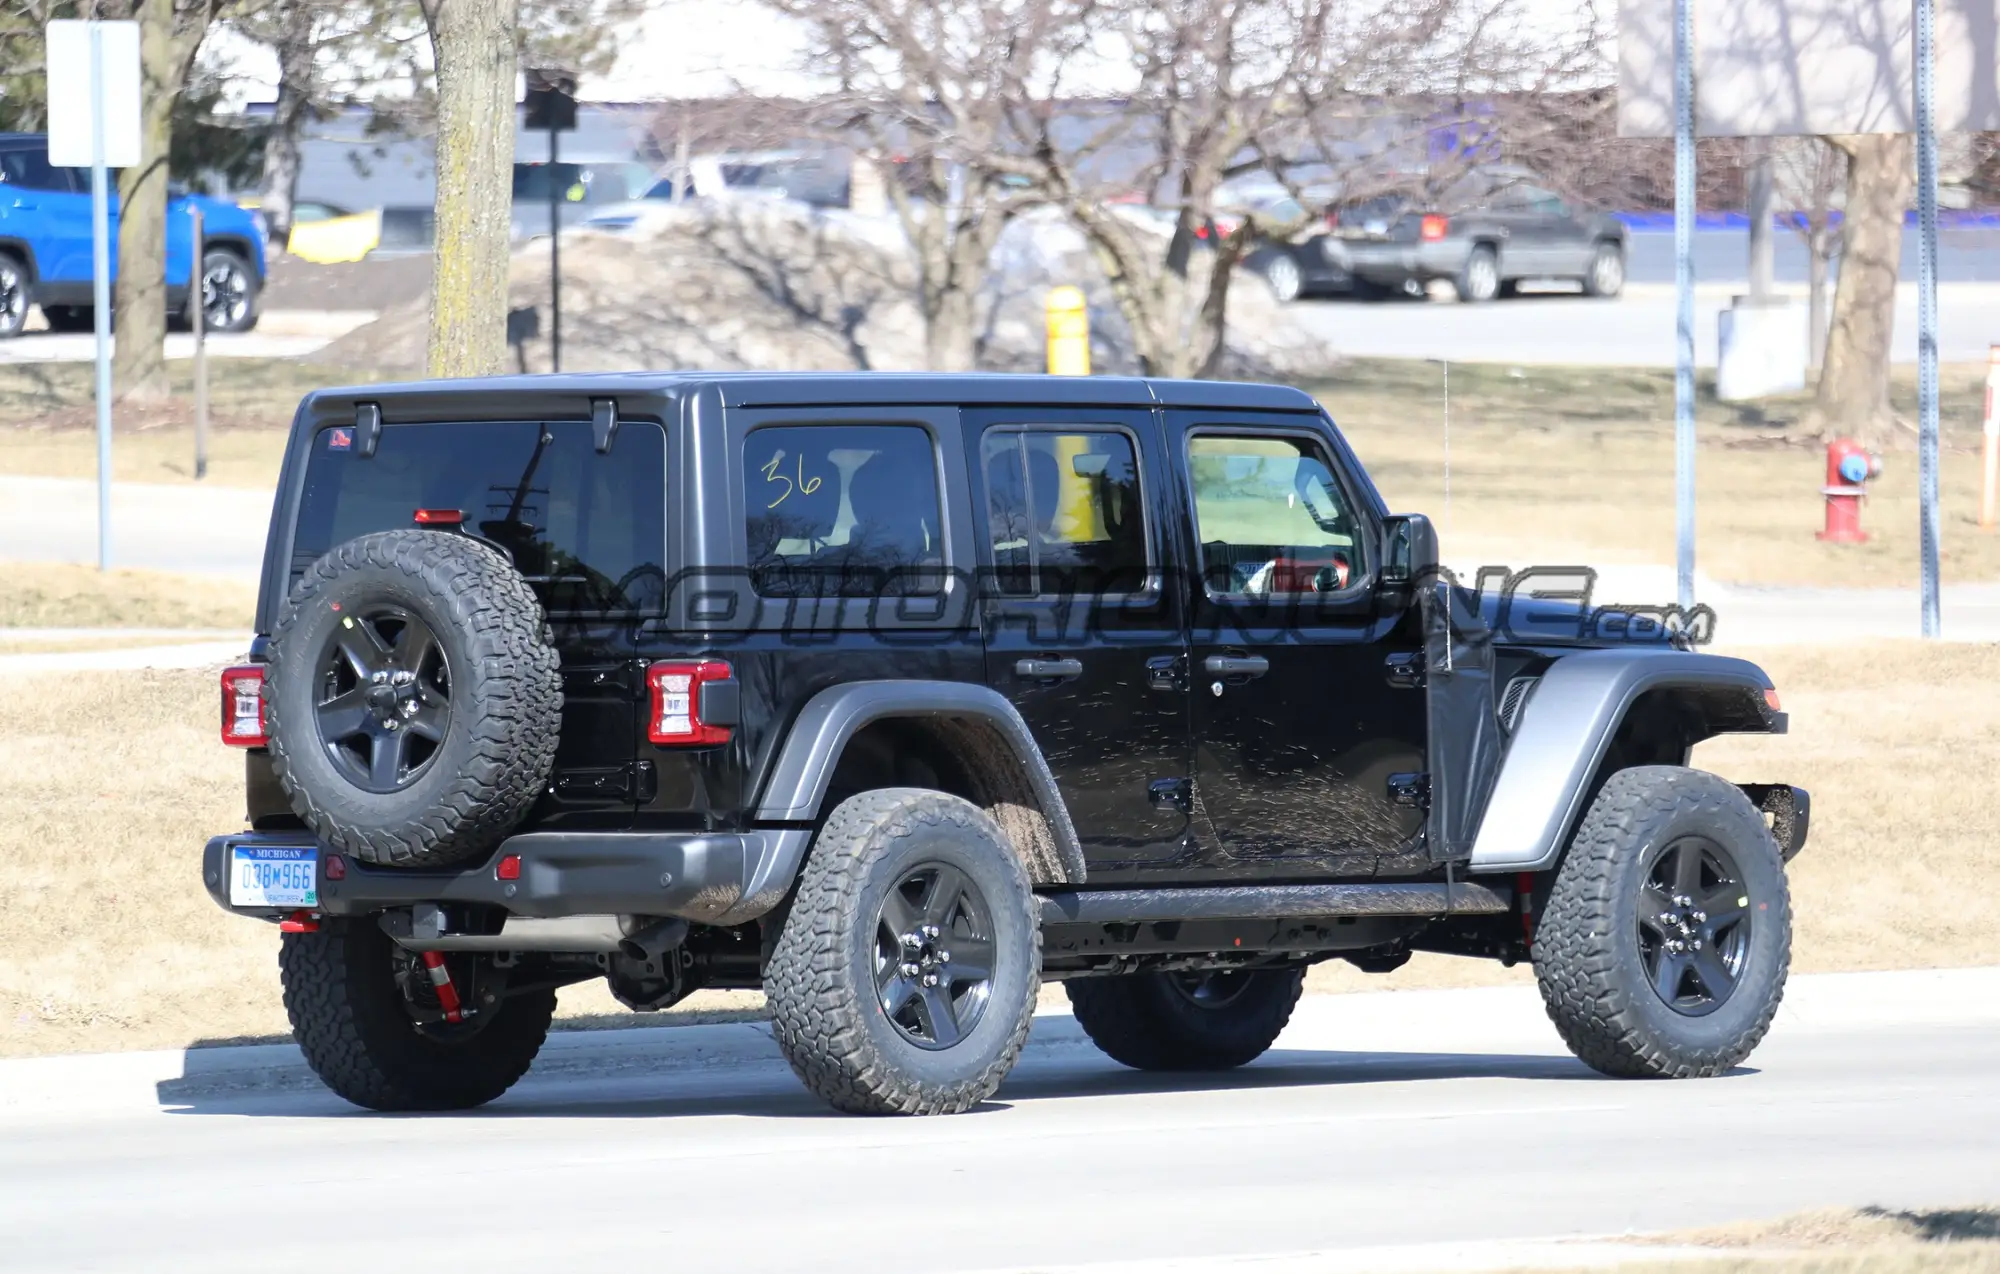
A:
<box><xmin>768</xmin><ymin>0</ymin><xmax>1092</xmax><ymax>371</ymax></box>
<box><xmin>1772</xmin><ymin>135</ymin><xmax>1845</xmax><ymax>372</ymax></box>
<box><xmin>417</xmin><ymin>0</ymin><xmax>516</xmax><ymax>376</ymax></box>
<box><xmin>1010</xmin><ymin>0</ymin><xmax>1606</xmax><ymax>379</ymax></box>
<box><xmin>108</xmin><ymin>0</ymin><xmax>230</xmax><ymax>404</ymax></box>
<box><xmin>1804</xmin><ymin>133</ymin><xmax>1910</xmax><ymax>446</ymax></box>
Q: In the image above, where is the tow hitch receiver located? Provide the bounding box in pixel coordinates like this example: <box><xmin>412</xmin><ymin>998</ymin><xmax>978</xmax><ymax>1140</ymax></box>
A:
<box><xmin>419</xmin><ymin>951</ymin><xmax>466</xmax><ymax>1024</ymax></box>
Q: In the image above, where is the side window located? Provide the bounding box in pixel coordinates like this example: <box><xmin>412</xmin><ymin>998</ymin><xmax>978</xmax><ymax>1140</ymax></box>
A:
<box><xmin>743</xmin><ymin>424</ymin><xmax>944</xmax><ymax>596</ymax></box>
<box><xmin>0</xmin><ymin>147</ymin><xmax>73</xmax><ymax>192</ymax></box>
<box><xmin>1186</xmin><ymin>434</ymin><xmax>1362</xmax><ymax>597</ymax></box>
<box><xmin>980</xmin><ymin>428</ymin><xmax>1149</xmax><ymax>597</ymax></box>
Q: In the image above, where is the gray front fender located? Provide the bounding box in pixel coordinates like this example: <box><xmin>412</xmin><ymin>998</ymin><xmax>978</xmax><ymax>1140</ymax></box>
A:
<box><xmin>743</xmin><ymin>680</ymin><xmax>1084</xmax><ymax>908</ymax></box>
<box><xmin>1468</xmin><ymin>649</ymin><xmax>1781</xmax><ymax>873</ymax></box>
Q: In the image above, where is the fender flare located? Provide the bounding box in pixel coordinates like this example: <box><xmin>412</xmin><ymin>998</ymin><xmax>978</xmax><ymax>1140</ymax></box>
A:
<box><xmin>745</xmin><ymin>679</ymin><xmax>1085</xmax><ymax>903</ymax></box>
<box><xmin>1468</xmin><ymin>649</ymin><xmax>1782</xmax><ymax>873</ymax></box>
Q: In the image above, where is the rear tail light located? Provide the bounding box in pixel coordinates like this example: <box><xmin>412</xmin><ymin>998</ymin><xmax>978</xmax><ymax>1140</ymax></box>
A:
<box><xmin>1420</xmin><ymin>214</ymin><xmax>1449</xmax><ymax>242</ymax></box>
<box><xmin>220</xmin><ymin>666</ymin><xmax>268</xmax><ymax>747</ymax></box>
<box><xmin>647</xmin><ymin>660</ymin><xmax>735</xmax><ymax>746</ymax></box>
<box><xmin>413</xmin><ymin>508</ymin><xmax>464</xmax><ymax>526</ymax></box>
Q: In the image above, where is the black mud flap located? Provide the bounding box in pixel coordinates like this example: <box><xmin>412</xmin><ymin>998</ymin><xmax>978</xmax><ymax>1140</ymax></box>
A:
<box><xmin>1420</xmin><ymin>575</ymin><xmax>1505</xmax><ymax>862</ymax></box>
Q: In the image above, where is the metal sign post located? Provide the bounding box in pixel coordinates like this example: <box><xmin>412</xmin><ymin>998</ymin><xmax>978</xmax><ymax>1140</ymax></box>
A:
<box><xmin>524</xmin><ymin>69</ymin><xmax>577</xmax><ymax>375</ymax></box>
<box><xmin>192</xmin><ymin>207</ymin><xmax>209</xmax><ymax>480</ymax></box>
<box><xmin>46</xmin><ymin>20</ymin><xmax>139</xmax><ymax>572</ymax></box>
<box><xmin>1914</xmin><ymin>0</ymin><xmax>1943</xmax><ymax>637</ymax></box>
<box><xmin>88</xmin><ymin>26</ymin><xmax>113</xmax><ymax>572</ymax></box>
<box><xmin>1672</xmin><ymin>0</ymin><xmax>1696</xmax><ymax>611</ymax></box>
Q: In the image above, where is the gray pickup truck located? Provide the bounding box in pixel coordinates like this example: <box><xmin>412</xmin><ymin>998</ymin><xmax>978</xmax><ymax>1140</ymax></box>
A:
<box><xmin>1336</xmin><ymin>183</ymin><xmax>1628</xmax><ymax>302</ymax></box>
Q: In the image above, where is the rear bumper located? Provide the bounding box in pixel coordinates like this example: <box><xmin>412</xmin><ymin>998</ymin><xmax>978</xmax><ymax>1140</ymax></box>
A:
<box><xmin>202</xmin><ymin>826</ymin><xmax>813</xmax><ymax>928</ymax></box>
<box><xmin>1345</xmin><ymin>240</ymin><xmax>1469</xmax><ymax>286</ymax></box>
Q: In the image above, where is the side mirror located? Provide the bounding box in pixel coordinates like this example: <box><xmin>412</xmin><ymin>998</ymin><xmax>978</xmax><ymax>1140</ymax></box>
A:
<box><xmin>1379</xmin><ymin>513</ymin><xmax>1439</xmax><ymax>588</ymax></box>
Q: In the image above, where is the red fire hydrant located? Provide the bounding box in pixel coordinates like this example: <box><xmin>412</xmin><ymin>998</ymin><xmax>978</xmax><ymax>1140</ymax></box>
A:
<box><xmin>1818</xmin><ymin>437</ymin><xmax>1882</xmax><ymax>544</ymax></box>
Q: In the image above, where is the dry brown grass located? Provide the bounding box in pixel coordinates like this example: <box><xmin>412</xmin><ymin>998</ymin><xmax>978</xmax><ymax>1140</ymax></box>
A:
<box><xmin>0</xmin><ymin>359</ymin><xmax>370</xmax><ymax>487</ymax></box>
<box><xmin>0</xmin><ymin>561</ymin><xmax>257</xmax><ymax>629</ymax></box>
<box><xmin>1</xmin><ymin>641</ymin><xmax>1993</xmax><ymax>1057</ymax></box>
<box><xmin>1579</xmin><ymin>1206</ymin><xmax>2000</xmax><ymax>1274</ymax></box>
<box><xmin>1316</xmin><ymin>360</ymin><xmax>1996</xmax><ymax>589</ymax></box>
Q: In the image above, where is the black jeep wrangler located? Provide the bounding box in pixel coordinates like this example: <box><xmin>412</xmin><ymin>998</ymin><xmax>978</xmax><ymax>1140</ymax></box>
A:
<box><xmin>204</xmin><ymin>373</ymin><xmax>1808</xmax><ymax>1114</ymax></box>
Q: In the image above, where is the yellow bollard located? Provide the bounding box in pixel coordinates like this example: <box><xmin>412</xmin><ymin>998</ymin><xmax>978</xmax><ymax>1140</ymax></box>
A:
<box><xmin>1046</xmin><ymin>286</ymin><xmax>1090</xmax><ymax>376</ymax></box>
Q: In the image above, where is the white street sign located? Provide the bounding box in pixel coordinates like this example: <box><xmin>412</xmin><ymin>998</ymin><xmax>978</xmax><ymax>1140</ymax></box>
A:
<box><xmin>45</xmin><ymin>20</ymin><xmax>141</xmax><ymax>168</ymax></box>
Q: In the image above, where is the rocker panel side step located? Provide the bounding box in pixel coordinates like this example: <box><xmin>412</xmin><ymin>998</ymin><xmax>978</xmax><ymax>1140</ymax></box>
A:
<box><xmin>1037</xmin><ymin>881</ymin><xmax>1509</xmax><ymax>927</ymax></box>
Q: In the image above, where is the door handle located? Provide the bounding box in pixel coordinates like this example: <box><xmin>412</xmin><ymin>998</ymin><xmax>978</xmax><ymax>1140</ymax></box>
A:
<box><xmin>1015</xmin><ymin>657</ymin><xmax>1083</xmax><ymax>681</ymax></box>
<box><xmin>1145</xmin><ymin>653</ymin><xmax>1185</xmax><ymax>692</ymax></box>
<box><xmin>1203</xmin><ymin>654</ymin><xmax>1270</xmax><ymax>678</ymax></box>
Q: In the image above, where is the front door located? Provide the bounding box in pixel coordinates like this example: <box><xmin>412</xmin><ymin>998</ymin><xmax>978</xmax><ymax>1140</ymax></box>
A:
<box><xmin>1169</xmin><ymin>414</ymin><xmax>1427</xmax><ymax>876</ymax></box>
<box><xmin>967</xmin><ymin>407</ymin><xmax>1193</xmax><ymax>872</ymax></box>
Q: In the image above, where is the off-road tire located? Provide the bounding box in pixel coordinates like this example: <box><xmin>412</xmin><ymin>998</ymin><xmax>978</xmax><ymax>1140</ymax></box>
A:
<box><xmin>1535</xmin><ymin>766</ymin><xmax>1791</xmax><ymax>1079</ymax></box>
<box><xmin>279</xmin><ymin>919</ymin><xmax>555</xmax><ymax>1111</ymax></box>
<box><xmin>1067</xmin><ymin>968</ymin><xmax>1304</xmax><ymax>1071</ymax></box>
<box><xmin>765</xmin><ymin>788</ymin><xmax>1039</xmax><ymax>1115</ymax></box>
<box><xmin>265</xmin><ymin>529</ymin><xmax>562</xmax><ymax>867</ymax></box>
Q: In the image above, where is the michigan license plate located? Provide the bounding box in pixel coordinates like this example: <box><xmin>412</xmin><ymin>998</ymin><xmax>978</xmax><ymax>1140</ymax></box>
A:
<box><xmin>229</xmin><ymin>845</ymin><xmax>318</xmax><ymax>908</ymax></box>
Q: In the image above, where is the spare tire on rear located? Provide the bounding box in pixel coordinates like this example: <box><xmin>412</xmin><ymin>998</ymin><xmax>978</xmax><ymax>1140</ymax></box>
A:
<box><xmin>265</xmin><ymin>529</ymin><xmax>563</xmax><ymax>867</ymax></box>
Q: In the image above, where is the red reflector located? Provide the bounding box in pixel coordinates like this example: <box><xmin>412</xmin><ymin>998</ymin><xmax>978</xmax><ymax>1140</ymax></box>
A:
<box><xmin>414</xmin><ymin>508</ymin><xmax>464</xmax><ymax>525</ymax></box>
<box><xmin>279</xmin><ymin>910</ymin><xmax>319</xmax><ymax>933</ymax></box>
<box><xmin>324</xmin><ymin>854</ymin><xmax>347</xmax><ymax>881</ymax></box>
<box><xmin>496</xmin><ymin>854</ymin><xmax>521</xmax><ymax>881</ymax></box>
<box><xmin>220</xmin><ymin>666</ymin><xmax>269</xmax><ymax>748</ymax></box>
<box><xmin>647</xmin><ymin>660</ymin><xmax>734</xmax><ymax>746</ymax></box>
<box><xmin>1764</xmin><ymin>687</ymin><xmax>1783</xmax><ymax>711</ymax></box>
<box><xmin>1420</xmin><ymin>214</ymin><xmax>1449</xmax><ymax>242</ymax></box>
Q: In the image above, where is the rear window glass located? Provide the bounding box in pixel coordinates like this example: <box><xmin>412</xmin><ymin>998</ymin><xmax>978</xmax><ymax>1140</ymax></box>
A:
<box><xmin>743</xmin><ymin>424</ymin><xmax>944</xmax><ymax>596</ymax></box>
<box><xmin>981</xmin><ymin>428</ymin><xmax>1149</xmax><ymax>596</ymax></box>
<box><xmin>292</xmin><ymin>419</ymin><xmax>666</xmax><ymax>615</ymax></box>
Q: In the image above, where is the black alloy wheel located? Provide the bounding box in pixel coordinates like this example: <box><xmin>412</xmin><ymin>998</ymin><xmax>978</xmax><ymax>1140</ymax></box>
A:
<box><xmin>314</xmin><ymin>605</ymin><xmax>452</xmax><ymax>794</ymax></box>
<box><xmin>201</xmin><ymin>251</ymin><xmax>255</xmax><ymax>331</ymax></box>
<box><xmin>874</xmin><ymin>862</ymin><xmax>997</xmax><ymax>1050</ymax></box>
<box><xmin>1637</xmin><ymin>835</ymin><xmax>1751</xmax><ymax>1017</ymax></box>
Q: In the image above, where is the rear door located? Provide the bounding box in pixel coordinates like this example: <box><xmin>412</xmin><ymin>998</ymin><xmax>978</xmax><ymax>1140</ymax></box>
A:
<box><xmin>288</xmin><ymin>416</ymin><xmax>668</xmax><ymax>829</ymax></box>
<box><xmin>0</xmin><ymin>145</ymin><xmax>93</xmax><ymax>283</ymax></box>
<box><xmin>966</xmin><ymin>405</ymin><xmax>1194</xmax><ymax>871</ymax></box>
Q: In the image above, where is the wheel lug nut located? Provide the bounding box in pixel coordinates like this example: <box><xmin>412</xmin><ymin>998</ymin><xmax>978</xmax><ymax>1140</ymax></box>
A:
<box><xmin>900</xmin><ymin>962</ymin><xmax>919</xmax><ymax>977</ymax></box>
<box><xmin>901</xmin><ymin>932</ymin><xmax>921</xmax><ymax>950</ymax></box>
<box><xmin>1691</xmin><ymin>911</ymin><xmax>1707</xmax><ymax>924</ymax></box>
<box><xmin>921</xmin><ymin>973</ymin><xmax>939</xmax><ymax>987</ymax></box>
<box><xmin>937</xmin><ymin>951</ymin><xmax>950</xmax><ymax>963</ymax></box>
<box><xmin>922</xmin><ymin>924</ymin><xmax>940</xmax><ymax>939</ymax></box>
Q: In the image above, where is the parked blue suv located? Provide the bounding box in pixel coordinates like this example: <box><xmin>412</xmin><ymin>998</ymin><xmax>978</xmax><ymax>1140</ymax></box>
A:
<box><xmin>0</xmin><ymin>133</ymin><xmax>266</xmax><ymax>339</ymax></box>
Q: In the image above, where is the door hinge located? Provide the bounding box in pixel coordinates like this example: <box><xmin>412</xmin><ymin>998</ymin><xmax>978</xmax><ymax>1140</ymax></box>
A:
<box><xmin>1384</xmin><ymin>651</ymin><xmax>1425</xmax><ymax>690</ymax></box>
<box><xmin>1148</xmin><ymin>777</ymin><xmax>1193</xmax><ymax>815</ymax></box>
<box><xmin>1386</xmin><ymin>771</ymin><xmax>1431</xmax><ymax>810</ymax></box>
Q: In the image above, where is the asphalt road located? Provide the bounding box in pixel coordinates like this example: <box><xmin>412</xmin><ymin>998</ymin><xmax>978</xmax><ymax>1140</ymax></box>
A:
<box><xmin>1286</xmin><ymin>281</ymin><xmax>2000</xmax><ymax>366</ymax></box>
<box><xmin>3</xmin><ymin>971</ymin><xmax>1994</xmax><ymax>1273</ymax></box>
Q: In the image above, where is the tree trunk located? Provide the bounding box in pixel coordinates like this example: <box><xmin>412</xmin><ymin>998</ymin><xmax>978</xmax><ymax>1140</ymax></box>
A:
<box><xmin>1807</xmin><ymin>134</ymin><xmax>1912</xmax><ymax>446</ymax></box>
<box><xmin>424</xmin><ymin>0</ymin><xmax>518</xmax><ymax>378</ymax></box>
<box><xmin>258</xmin><ymin>2</ymin><xmax>319</xmax><ymax>246</ymax></box>
<box><xmin>113</xmin><ymin>2</ymin><xmax>208</xmax><ymax>405</ymax></box>
<box><xmin>1807</xmin><ymin>215</ymin><xmax>1831</xmax><ymax>372</ymax></box>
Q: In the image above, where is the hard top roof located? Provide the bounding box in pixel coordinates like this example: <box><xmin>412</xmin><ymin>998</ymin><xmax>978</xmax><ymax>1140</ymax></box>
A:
<box><xmin>304</xmin><ymin>371</ymin><xmax>1320</xmax><ymax>414</ymax></box>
